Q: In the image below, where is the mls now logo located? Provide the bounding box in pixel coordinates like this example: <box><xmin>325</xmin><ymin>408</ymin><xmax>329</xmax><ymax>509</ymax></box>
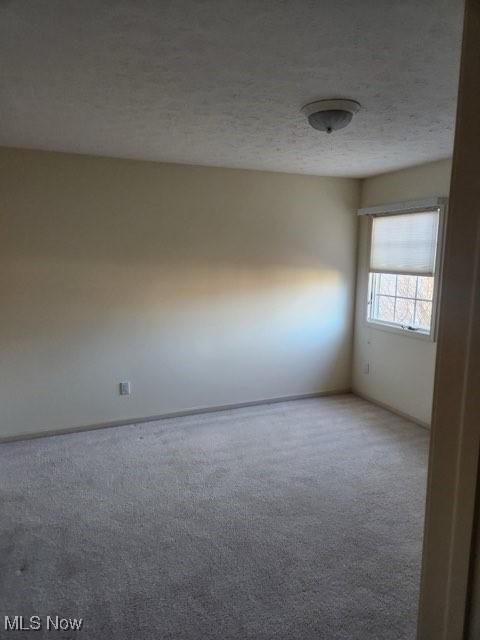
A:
<box><xmin>4</xmin><ymin>615</ymin><xmax>83</xmax><ymax>631</ymax></box>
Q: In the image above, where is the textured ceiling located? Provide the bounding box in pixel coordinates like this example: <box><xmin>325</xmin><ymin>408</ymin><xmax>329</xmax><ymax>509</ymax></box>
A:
<box><xmin>0</xmin><ymin>0</ymin><xmax>464</xmax><ymax>177</ymax></box>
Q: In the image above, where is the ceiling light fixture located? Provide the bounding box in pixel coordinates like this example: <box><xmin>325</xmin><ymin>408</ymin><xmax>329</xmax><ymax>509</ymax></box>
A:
<box><xmin>301</xmin><ymin>99</ymin><xmax>361</xmax><ymax>134</ymax></box>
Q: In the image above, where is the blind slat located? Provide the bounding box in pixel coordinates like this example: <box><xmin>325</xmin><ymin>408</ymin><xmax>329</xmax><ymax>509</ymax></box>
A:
<box><xmin>370</xmin><ymin>210</ymin><xmax>439</xmax><ymax>276</ymax></box>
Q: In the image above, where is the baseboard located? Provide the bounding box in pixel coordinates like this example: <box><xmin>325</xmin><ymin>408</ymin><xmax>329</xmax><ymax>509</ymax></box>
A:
<box><xmin>0</xmin><ymin>388</ymin><xmax>352</xmax><ymax>444</ymax></box>
<box><xmin>352</xmin><ymin>390</ymin><xmax>430</xmax><ymax>430</ymax></box>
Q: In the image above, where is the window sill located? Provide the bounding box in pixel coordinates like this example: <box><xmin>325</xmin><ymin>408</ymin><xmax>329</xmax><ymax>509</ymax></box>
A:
<box><xmin>365</xmin><ymin>319</ymin><xmax>436</xmax><ymax>342</ymax></box>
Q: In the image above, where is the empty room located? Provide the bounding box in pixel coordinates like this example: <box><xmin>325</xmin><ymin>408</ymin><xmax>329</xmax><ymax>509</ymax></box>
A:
<box><xmin>2</xmin><ymin>1</ymin><xmax>479</xmax><ymax>639</ymax></box>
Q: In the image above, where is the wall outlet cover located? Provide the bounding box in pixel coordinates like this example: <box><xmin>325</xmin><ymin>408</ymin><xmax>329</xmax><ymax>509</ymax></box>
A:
<box><xmin>119</xmin><ymin>381</ymin><xmax>131</xmax><ymax>396</ymax></box>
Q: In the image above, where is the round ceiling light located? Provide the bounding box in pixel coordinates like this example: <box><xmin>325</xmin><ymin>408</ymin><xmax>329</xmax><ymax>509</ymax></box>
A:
<box><xmin>301</xmin><ymin>99</ymin><xmax>361</xmax><ymax>134</ymax></box>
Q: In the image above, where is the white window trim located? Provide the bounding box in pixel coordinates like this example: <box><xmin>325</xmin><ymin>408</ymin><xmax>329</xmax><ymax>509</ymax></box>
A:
<box><xmin>360</xmin><ymin>197</ymin><xmax>448</xmax><ymax>342</ymax></box>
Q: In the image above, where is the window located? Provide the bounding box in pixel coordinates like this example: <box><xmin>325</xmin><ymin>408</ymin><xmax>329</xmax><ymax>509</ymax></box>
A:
<box><xmin>362</xmin><ymin>202</ymin><xmax>445</xmax><ymax>338</ymax></box>
<box><xmin>368</xmin><ymin>273</ymin><xmax>434</xmax><ymax>331</ymax></box>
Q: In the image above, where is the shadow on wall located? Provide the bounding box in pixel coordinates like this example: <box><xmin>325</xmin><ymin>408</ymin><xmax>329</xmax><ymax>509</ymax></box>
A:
<box><xmin>0</xmin><ymin>148</ymin><xmax>355</xmax><ymax>271</ymax></box>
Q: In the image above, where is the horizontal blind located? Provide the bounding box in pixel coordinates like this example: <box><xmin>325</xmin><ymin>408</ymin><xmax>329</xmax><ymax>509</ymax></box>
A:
<box><xmin>370</xmin><ymin>210</ymin><xmax>440</xmax><ymax>276</ymax></box>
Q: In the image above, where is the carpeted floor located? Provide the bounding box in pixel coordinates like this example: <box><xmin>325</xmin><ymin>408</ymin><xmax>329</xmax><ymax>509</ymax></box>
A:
<box><xmin>0</xmin><ymin>394</ymin><xmax>429</xmax><ymax>639</ymax></box>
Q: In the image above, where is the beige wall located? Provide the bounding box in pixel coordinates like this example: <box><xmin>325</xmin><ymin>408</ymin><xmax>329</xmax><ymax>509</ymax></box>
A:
<box><xmin>352</xmin><ymin>159</ymin><xmax>452</xmax><ymax>425</ymax></box>
<box><xmin>0</xmin><ymin>147</ymin><xmax>359</xmax><ymax>438</ymax></box>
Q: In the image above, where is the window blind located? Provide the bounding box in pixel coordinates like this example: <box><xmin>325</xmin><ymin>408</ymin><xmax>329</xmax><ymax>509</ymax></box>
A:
<box><xmin>369</xmin><ymin>210</ymin><xmax>440</xmax><ymax>276</ymax></box>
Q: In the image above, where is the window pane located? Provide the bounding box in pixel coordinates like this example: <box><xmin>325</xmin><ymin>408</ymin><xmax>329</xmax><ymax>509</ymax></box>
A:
<box><xmin>394</xmin><ymin>298</ymin><xmax>415</xmax><ymax>326</ymax></box>
<box><xmin>415</xmin><ymin>301</ymin><xmax>432</xmax><ymax>329</ymax></box>
<box><xmin>376</xmin><ymin>295</ymin><xmax>395</xmax><ymax>323</ymax></box>
<box><xmin>378</xmin><ymin>273</ymin><xmax>397</xmax><ymax>296</ymax></box>
<box><xmin>396</xmin><ymin>274</ymin><xmax>417</xmax><ymax>299</ymax></box>
<box><xmin>368</xmin><ymin>272</ymin><xmax>434</xmax><ymax>334</ymax></box>
<box><xmin>417</xmin><ymin>276</ymin><xmax>434</xmax><ymax>301</ymax></box>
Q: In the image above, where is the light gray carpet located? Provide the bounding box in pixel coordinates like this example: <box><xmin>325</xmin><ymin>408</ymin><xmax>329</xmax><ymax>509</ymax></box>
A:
<box><xmin>0</xmin><ymin>394</ymin><xmax>429</xmax><ymax>639</ymax></box>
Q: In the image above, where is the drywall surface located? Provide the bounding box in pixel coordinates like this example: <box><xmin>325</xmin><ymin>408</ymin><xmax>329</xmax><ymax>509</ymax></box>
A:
<box><xmin>353</xmin><ymin>159</ymin><xmax>452</xmax><ymax>425</ymax></box>
<box><xmin>0</xmin><ymin>148</ymin><xmax>359</xmax><ymax>438</ymax></box>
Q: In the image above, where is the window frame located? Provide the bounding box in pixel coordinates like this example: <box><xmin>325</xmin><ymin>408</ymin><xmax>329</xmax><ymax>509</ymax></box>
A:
<box><xmin>361</xmin><ymin>198</ymin><xmax>448</xmax><ymax>342</ymax></box>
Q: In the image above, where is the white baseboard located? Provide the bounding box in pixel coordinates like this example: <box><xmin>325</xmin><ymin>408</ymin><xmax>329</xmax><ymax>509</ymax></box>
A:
<box><xmin>0</xmin><ymin>388</ymin><xmax>352</xmax><ymax>444</ymax></box>
<box><xmin>352</xmin><ymin>390</ymin><xmax>430</xmax><ymax>430</ymax></box>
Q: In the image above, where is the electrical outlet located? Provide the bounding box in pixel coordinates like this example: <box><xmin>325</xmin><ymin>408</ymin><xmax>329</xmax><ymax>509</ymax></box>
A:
<box><xmin>362</xmin><ymin>362</ymin><xmax>370</xmax><ymax>375</ymax></box>
<box><xmin>119</xmin><ymin>381</ymin><xmax>131</xmax><ymax>396</ymax></box>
